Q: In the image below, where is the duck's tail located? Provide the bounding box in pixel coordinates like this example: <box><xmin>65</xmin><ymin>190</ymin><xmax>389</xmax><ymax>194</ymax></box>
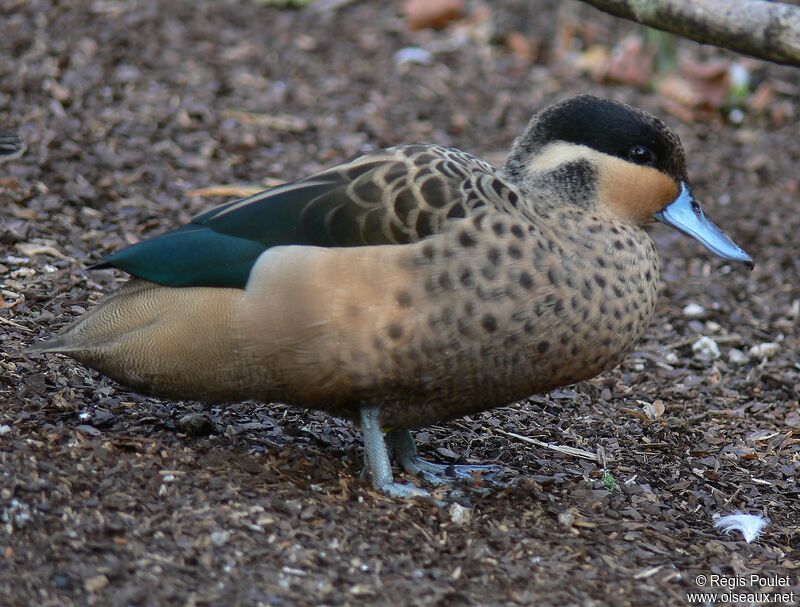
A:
<box><xmin>25</xmin><ymin>280</ymin><xmax>245</xmax><ymax>401</ymax></box>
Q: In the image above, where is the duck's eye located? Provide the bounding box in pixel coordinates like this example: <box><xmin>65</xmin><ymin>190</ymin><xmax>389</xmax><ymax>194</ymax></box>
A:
<box><xmin>627</xmin><ymin>145</ymin><xmax>655</xmax><ymax>166</ymax></box>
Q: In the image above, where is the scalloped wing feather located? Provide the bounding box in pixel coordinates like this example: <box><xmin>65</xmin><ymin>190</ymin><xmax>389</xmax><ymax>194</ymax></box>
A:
<box><xmin>97</xmin><ymin>145</ymin><xmax>524</xmax><ymax>288</ymax></box>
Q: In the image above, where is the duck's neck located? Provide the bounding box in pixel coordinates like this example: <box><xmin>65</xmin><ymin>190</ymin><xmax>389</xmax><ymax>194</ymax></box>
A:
<box><xmin>502</xmin><ymin>165</ymin><xmax>598</xmax><ymax>220</ymax></box>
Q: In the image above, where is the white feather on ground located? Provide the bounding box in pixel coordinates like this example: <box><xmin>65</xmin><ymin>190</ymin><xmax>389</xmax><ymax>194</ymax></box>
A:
<box><xmin>713</xmin><ymin>513</ymin><xmax>768</xmax><ymax>543</ymax></box>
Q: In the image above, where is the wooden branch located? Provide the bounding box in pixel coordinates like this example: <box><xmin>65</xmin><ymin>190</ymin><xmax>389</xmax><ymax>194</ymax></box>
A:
<box><xmin>576</xmin><ymin>0</ymin><xmax>800</xmax><ymax>67</ymax></box>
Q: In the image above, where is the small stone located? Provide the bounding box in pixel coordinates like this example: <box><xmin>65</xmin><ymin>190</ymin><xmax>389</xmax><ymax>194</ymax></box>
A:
<box><xmin>52</xmin><ymin>574</ymin><xmax>72</xmax><ymax>589</ymax></box>
<box><xmin>0</xmin><ymin>425</ymin><xmax>11</xmax><ymax>436</ymax></box>
<box><xmin>210</xmin><ymin>530</ymin><xmax>230</xmax><ymax>546</ymax></box>
<box><xmin>558</xmin><ymin>511</ymin><xmax>574</xmax><ymax>529</ymax></box>
<box><xmin>393</xmin><ymin>47</ymin><xmax>433</xmax><ymax>66</ymax></box>
<box><xmin>176</xmin><ymin>412</ymin><xmax>214</xmax><ymax>436</ymax></box>
<box><xmin>748</xmin><ymin>342</ymin><xmax>780</xmax><ymax>360</ymax></box>
<box><xmin>84</xmin><ymin>574</ymin><xmax>109</xmax><ymax>593</ymax></box>
<box><xmin>76</xmin><ymin>424</ymin><xmax>101</xmax><ymax>437</ymax></box>
<box><xmin>692</xmin><ymin>336</ymin><xmax>720</xmax><ymax>361</ymax></box>
<box><xmin>682</xmin><ymin>303</ymin><xmax>706</xmax><ymax>319</ymax></box>
<box><xmin>448</xmin><ymin>503</ymin><xmax>472</xmax><ymax>525</ymax></box>
<box><xmin>728</xmin><ymin>348</ymin><xmax>749</xmax><ymax>365</ymax></box>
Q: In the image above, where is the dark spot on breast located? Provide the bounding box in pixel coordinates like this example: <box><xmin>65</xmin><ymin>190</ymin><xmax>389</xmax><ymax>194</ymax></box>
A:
<box><xmin>600</xmin><ymin>337</ymin><xmax>611</xmax><ymax>348</ymax></box>
<box><xmin>519</xmin><ymin>272</ymin><xmax>533</xmax><ymax>290</ymax></box>
<box><xmin>387</xmin><ymin>324</ymin><xmax>404</xmax><ymax>340</ymax></box>
<box><xmin>439</xmin><ymin>272</ymin><xmax>454</xmax><ymax>290</ymax></box>
<box><xmin>492</xmin><ymin>222</ymin><xmax>506</xmax><ymax>236</ymax></box>
<box><xmin>476</xmin><ymin>285</ymin><xmax>492</xmax><ymax>301</ymax></box>
<box><xmin>481</xmin><ymin>314</ymin><xmax>498</xmax><ymax>333</ymax></box>
<box><xmin>396</xmin><ymin>290</ymin><xmax>413</xmax><ymax>308</ymax></box>
<box><xmin>507</xmin><ymin>190</ymin><xmax>519</xmax><ymax>206</ymax></box>
<box><xmin>424</xmin><ymin>276</ymin><xmax>438</xmax><ymax>293</ymax></box>
<box><xmin>613</xmin><ymin>240</ymin><xmax>624</xmax><ymax>250</ymax></box>
<box><xmin>645</xmin><ymin>269</ymin><xmax>652</xmax><ymax>281</ymax></box>
<box><xmin>553</xmin><ymin>299</ymin><xmax>564</xmax><ymax>315</ymax></box>
<box><xmin>508</xmin><ymin>244</ymin><xmax>522</xmax><ymax>259</ymax></box>
<box><xmin>613</xmin><ymin>309</ymin><xmax>622</xmax><ymax>319</ymax></box>
<box><xmin>612</xmin><ymin>285</ymin><xmax>623</xmax><ymax>298</ymax></box>
<box><xmin>523</xmin><ymin>321</ymin><xmax>535</xmax><ymax>335</ymax></box>
<box><xmin>481</xmin><ymin>265</ymin><xmax>497</xmax><ymax>281</ymax></box>
<box><xmin>571</xmin><ymin>295</ymin><xmax>580</xmax><ymax>311</ymax></box>
<box><xmin>421</xmin><ymin>243</ymin><xmax>435</xmax><ymax>260</ymax></box>
<box><xmin>596</xmin><ymin>256</ymin><xmax>607</xmax><ymax>268</ymax></box>
<box><xmin>487</xmin><ymin>247</ymin><xmax>502</xmax><ymax>266</ymax></box>
<box><xmin>510</xmin><ymin>224</ymin><xmax>524</xmax><ymax>239</ymax></box>
<box><xmin>441</xmin><ymin>307</ymin><xmax>455</xmax><ymax>325</ymax></box>
<box><xmin>459</xmin><ymin>230</ymin><xmax>477</xmax><ymax>248</ymax></box>
<box><xmin>587</xmin><ymin>223</ymin><xmax>603</xmax><ymax>234</ymax></box>
<box><xmin>595</xmin><ymin>274</ymin><xmax>607</xmax><ymax>288</ymax></box>
<box><xmin>547</xmin><ymin>268</ymin><xmax>560</xmax><ymax>286</ymax></box>
<box><xmin>464</xmin><ymin>301</ymin><xmax>475</xmax><ymax>315</ymax></box>
<box><xmin>459</xmin><ymin>268</ymin><xmax>474</xmax><ymax>288</ymax></box>
<box><xmin>582</xmin><ymin>279</ymin><xmax>593</xmax><ymax>299</ymax></box>
<box><xmin>537</xmin><ymin>341</ymin><xmax>550</xmax><ymax>354</ymax></box>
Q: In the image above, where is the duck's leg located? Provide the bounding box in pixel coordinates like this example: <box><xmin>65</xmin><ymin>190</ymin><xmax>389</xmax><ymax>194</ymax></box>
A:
<box><xmin>387</xmin><ymin>429</ymin><xmax>500</xmax><ymax>486</ymax></box>
<box><xmin>359</xmin><ymin>406</ymin><xmax>429</xmax><ymax>498</ymax></box>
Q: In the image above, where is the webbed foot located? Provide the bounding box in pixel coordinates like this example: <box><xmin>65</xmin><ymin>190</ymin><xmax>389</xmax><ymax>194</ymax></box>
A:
<box><xmin>387</xmin><ymin>429</ymin><xmax>501</xmax><ymax>486</ymax></box>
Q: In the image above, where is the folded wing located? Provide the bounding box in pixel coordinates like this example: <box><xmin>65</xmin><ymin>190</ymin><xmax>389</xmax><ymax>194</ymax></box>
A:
<box><xmin>95</xmin><ymin>145</ymin><xmax>521</xmax><ymax>288</ymax></box>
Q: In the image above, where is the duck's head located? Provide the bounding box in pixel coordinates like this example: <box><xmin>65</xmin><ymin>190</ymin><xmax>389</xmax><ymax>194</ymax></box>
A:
<box><xmin>504</xmin><ymin>95</ymin><xmax>753</xmax><ymax>269</ymax></box>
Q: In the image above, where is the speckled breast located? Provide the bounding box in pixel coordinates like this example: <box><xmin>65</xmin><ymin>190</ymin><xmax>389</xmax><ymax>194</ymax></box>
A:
<box><xmin>346</xmin><ymin>208</ymin><xmax>662</xmax><ymax>428</ymax></box>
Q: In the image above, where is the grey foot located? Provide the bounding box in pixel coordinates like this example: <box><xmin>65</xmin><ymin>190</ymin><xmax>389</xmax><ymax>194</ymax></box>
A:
<box><xmin>359</xmin><ymin>406</ymin><xmax>430</xmax><ymax>499</ymax></box>
<box><xmin>387</xmin><ymin>429</ymin><xmax>500</xmax><ymax>486</ymax></box>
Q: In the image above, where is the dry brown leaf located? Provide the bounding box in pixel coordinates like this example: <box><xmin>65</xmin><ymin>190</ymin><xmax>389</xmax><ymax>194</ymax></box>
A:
<box><xmin>16</xmin><ymin>243</ymin><xmax>70</xmax><ymax>259</ymax></box>
<box><xmin>403</xmin><ymin>0</ymin><xmax>464</xmax><ymax>31</ymax></box>
<box><xmin>643</xmin><ymin>400</ymin><xmax>666</xmax><ymax>420</ymax></box>
<box><xmin>604</xmin><ymin>36</ymin><xmax>654</xmax><ymax>89</ymax></box>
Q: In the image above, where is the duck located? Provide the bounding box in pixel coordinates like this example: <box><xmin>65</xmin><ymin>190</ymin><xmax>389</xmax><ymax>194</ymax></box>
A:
<box><xmin>27</xmin><ymin>95</ymin><xmax>753</xmax><ymax>498</ymax></box>
<box><xmin>0</xmin><ymin>131</ymin><xmax>25</xmax><ymax>163</ymax></box>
